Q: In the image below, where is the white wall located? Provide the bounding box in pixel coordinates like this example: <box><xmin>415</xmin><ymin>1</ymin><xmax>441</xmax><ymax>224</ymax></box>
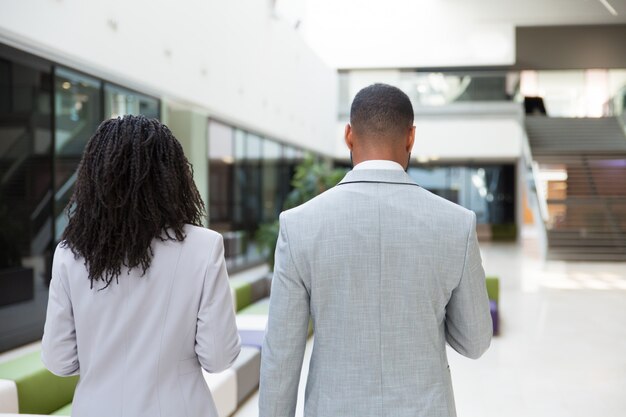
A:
<box><xmin>0</xmin><ymin>0</ymin><xmax>337</xmax><ymax>156</ymax></box>
<box><xmin>412</xmin><ymin>118</ymin><xmax>522</xmax><ymax>161</ymax></box>
<box><xmin>335</xmin><ymin>103</ymin><xmax>524</xmax><ymax>161</ymax></box>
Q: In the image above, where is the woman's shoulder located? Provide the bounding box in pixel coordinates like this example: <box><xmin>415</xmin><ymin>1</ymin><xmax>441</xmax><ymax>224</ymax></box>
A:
<box><xmin>182</xmin><ymin>224</ymin><xmax>222</xmax><ymax>244</ymax></box>
<box><xmin>53</xmin><ymin>241</ymin><xmax>77</xmax><ymax>263</ymax></box>
<box><xmin>179</xmin><ymin>225</ymin><xmax>224</xmax><ymax>262</ymax></box>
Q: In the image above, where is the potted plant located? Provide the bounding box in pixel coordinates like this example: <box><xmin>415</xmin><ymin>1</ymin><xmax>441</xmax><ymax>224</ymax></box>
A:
<box><xmin>256</xmin><ymin>155</ymin><xmax>347</xmax><ymax>270</ymax></box>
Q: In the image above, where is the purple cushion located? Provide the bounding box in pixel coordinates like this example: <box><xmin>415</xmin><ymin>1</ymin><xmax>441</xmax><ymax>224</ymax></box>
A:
<box><xmin>238</xmin><ymin>329</ymin><xmax>265</xmax><ymax>348</ymax></box>
<box><xmin>490</xmin><ymin>300</ymin><xmax>499</xmax><ymax>335</ymax></box>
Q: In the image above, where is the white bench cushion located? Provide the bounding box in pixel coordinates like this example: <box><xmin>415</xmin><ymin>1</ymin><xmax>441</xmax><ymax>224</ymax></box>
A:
<box><xmin>0</xmin><ymin>379</ymin><xmax>18</xmax><ymax>413</ymax></box>
<box><xmin>202</xmin><ymin>369</ymin><xmax>237</xmax><ymax>417</ymax></box>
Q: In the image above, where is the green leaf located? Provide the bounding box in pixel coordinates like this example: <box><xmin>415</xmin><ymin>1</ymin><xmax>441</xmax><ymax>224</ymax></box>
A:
<box><xmin>255</xmin><ymin>154</ymin><xmax>347</xmax><ymax>270</ymax></box>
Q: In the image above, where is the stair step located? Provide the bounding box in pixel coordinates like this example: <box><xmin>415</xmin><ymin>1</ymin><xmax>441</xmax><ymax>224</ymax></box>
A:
<box><xmin>547</xmin><ymin>252</ymin><xmax>626</xmax><ymax>261</ymax></box>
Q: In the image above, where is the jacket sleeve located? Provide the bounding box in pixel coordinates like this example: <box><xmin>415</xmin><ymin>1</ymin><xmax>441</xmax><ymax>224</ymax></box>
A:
<box><xmin>41</xmin><ymin>248</ymin><xmax>80</xmax><ymax>376</ymax></box>
<box><xmin>445</xmin><ymin>212</ymin><xmax>493</xmax><ymax>359</ymax></box>
<box><xmin>195</xmin><ymin>234</ymin><xmax>241</xmax><ymax>373</ymax></box>
<box><xmin>259</xmin><ymin>214</ymin><xmax>310</xmax><ymax>417</ymax></box>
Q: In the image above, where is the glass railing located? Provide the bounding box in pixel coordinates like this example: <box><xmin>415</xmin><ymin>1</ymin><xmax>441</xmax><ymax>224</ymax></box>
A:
<box><xmin>338</xmin><ymin>70</ymin><xmax>516</xmax><ymax>118</ymax></box>
<box><xmin>610</xmin><ymin>85</ymin><xmax>626</xmax><ymax>132</ymax></box>
<box><xmin>339</xmin><ymin>69</ymin><xmax>626</xmax><ymax>120</ymax></box>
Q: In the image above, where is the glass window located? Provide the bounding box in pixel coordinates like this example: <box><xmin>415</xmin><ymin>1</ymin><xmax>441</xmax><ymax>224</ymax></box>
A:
<box><xmin>284</xmin><ymin>145</ymin><xmax>297</xmax><ymax>160</ymax></box>
<box><xmin>409</xmin><ymin>166</ymin><xmax>460</xmax><ymax>203</ymax></box>
<box><xmin>104</xmin><ymin>84</ymin><xmax>159</xmax><ymax>119</ymax></box>
<box><xmin>0</xmin><ymin>47</ymin><xmax>163</xmax><ymax>353</ymax></box>
<box><xmin>282</xmin><ymin>145</ymin><xmax>299</xmax><ymax>204</ymax></box>
<box><xmin>208</xmin><ymin>121</ymin><xmax>234</xmax><ymax>227</ymax></box>
<box><xmin>234</xmin><ymin>129</ymin><xmax>246</xmax><ymax>159</ymax></box>
<box><xmin>277</xmin><ymin>144</ymin><xmax>293</xmax><ymax>213</ymax></box>
<box><xmin>246</xmin><ymin>134</ymin><xmax>263</xmax><ymax>161</ymax></box>
<box><xmin>263</xmin><ymin>139</ymin><xmax>282</xmax><ymax>160</ymax></box>
<box><xmin>520</xmin><ymin>69</ymin><xmax>626</xmax><ymax>118</ymax></box>
<box><xmin>241</xmin><ymin>133</ymin><xmax>263</xmax><ymax>236</ymax></box>
<box><xmin>209</xmin><ymin>120</ymin><xmax>234</xmax><ymax>161</ymax></box>
<box><xmin>207</xmin><ymin>122</ymin><xmax>311</xmax><ymax>270</ymax></box>
<box><xmin>262</xmin><ymin>140</ymin><xmax>282</xmax><ymax>222</ymax></box>
<box><xmin>54</xmin><ymin>68</ymin><xmax>102</xmax><ymax>241</ymax></box>
<box><xmin>0</xmin><ymin>53</ymin><xmax>53</xmax><ymax>352</ymax></box>
<box><xmin>409</xmin><ymin>164</ymin><xmax>515</xmax><ymax>225</ymax></box>
<box><xmin>338</xmin><ymin>69</ymin><xmax>513</xmax><ymax>119</ymax></box>
<box><xmin>338</xmin><ymin>71</ymin><xmax>351</xmax><ymax>119</ymax></box>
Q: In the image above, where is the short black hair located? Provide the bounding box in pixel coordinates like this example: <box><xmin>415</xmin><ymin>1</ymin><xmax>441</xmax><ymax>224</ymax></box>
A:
<box><xmin>350</xmin><ymin>83</ymin><xmax>414</xmax><ymax>139</ymax></box>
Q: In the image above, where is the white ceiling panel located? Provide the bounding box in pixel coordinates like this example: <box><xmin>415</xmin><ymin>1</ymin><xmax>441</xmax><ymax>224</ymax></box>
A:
<box><xmin>297</xmin><ymin>0</ymin><xmax>626</xmax><ymax>68</ymax></box>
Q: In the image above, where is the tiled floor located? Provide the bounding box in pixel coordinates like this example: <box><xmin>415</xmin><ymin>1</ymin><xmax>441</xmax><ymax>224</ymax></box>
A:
<box><xmin>234</xmin><ymin>231</ymin><xmax>626</xmax><ymax>417</ymax></box>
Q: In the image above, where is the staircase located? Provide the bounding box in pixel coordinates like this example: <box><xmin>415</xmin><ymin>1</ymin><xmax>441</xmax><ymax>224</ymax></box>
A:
<box><xmin>525</xmin><ymin>116</ymin><xmax>626</xmax><ymax>261</ymax></box>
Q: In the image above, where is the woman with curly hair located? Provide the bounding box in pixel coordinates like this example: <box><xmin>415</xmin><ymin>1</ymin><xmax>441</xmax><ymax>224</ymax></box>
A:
<box><xmin>42</xmin><ymin>115</ymin><xmax>240</xmax><ymax>417</ymax></box>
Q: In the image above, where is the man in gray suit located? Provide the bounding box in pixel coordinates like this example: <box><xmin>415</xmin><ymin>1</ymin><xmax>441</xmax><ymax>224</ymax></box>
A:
<box><xmin>260</xmin><ymin>83</ymin><xmax>492</xmax><ymax>417</ymax></box>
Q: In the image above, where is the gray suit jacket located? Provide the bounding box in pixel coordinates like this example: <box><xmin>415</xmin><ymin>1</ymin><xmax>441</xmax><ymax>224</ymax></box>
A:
<box><xmin>260</xmin><ymin>169</ymin><xmax>492</xmax><ymax>417</ymax></box>
<box><xmin>42</xmin><ymin>225</ymin><xmax>241</xmax><ymax>417</ymax></box>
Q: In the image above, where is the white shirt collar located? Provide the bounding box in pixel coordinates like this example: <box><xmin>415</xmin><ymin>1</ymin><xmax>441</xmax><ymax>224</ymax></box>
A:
<box><xmin>352</xmin><ymin>160</ymin><xmax>405</xmax><ymax>171</ymax></box>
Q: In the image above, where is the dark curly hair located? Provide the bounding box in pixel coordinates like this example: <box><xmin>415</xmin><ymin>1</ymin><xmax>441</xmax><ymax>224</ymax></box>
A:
<box><xmin>61</xmin><ymin>115</ymin><xmax>206</xmax><ymax>289</ymax></box>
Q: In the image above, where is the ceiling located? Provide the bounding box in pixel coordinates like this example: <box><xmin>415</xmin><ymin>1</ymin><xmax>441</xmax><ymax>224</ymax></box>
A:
<box><xmin>427</xmin><ymin>0</ymin><xmax>626</xmax><ymax>25</ymax></box>
<box><xmin>301</xmin><ymin>0</ymin><xmax>626</xmax><ymax>27</ymax></box>
<box><xmin>290</xmin><ymin>0</ymin><xmax>626</xmax><ymax>68</ymax></box>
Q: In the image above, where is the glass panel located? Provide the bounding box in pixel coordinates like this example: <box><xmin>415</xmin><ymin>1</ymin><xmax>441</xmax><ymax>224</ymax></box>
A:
<box><xmin>284</xmin><ymin>145</ymin><xmax>297</xmax><ymax>160</ymax></box>
<box><xmin>0</xmin><ymin>55</ymin><xmax>53</xmax><ymax>352</ymax></box>
<box><xmin>54</xmin><ymin>68</ymin><xmax>102</xmax><ymax>241</ymax></box>
<box><xmin>206</xmin><ymin>122</ymin><xmax>309</xmax><ymax>270</ymax></box>
<box><xmin>263</xmin><ymin>139</ymin><xmax>282</xmax><ymax>160</ymax></box>
<box><xmin>262</xmin><ymin>139</ymin><xmax>282</xmax><ymax>222</ymax></box>
<box><xmin>338</xmin><ymin>71</ymin><xmax>351</xmax><ymax>119</ymax></box>
<box><xmin>246</xmin><ymin>134</ymin><xmax>262</xmax><ymax>162</ymax></box>
<box><xmin>241</xmin><ymin>133</ymin><xmax>263</xmax><ymax>250</ymax></box>
<box><xmin>234</xmin><ymin>129</ymin><xmax>246</xmax><ymax>159</ymax></box>
<box><xmin>104</xmin><ymin>84</ymin><xmax>159</xmax><ymax>119</ymax></box>
<box><xmin>208</xmin><ymin>120</ymin><xmax>233</xmax><ymax>161</ymax></box>
<box><xmin>520</xmin><ymin>69</ymin><xmax>626</xmax><ymax>118</ymax></box>
<box><xmin>282</xmin><ymin>145</ymin><xmax>299</xmax><ymax>208</ymax></box>
<box><xmin>409</xmin><ymin>164</ymin><xmax>515</xmax><ymax>225</ymax></box>
<box><xmin>409</xmin><ymin>166</ymin><xmax>459</xmax><ymax>203</ymax></box>
<box><xmin>208</xmin><ymin>121</ymin><xmax>233</xmax><ymax>228</ymax></box>
<box><xmin>233</xmin><ymin>129</ymin><xmax>246</xmax><ymax>226</ymax></box>
<box><xmin>277</xmin><ymin>144</ymin><xmax>293</xmax><ymax>212</ymax></box>
<box><xmin>338</xmin><ymin>69</ymin><xmax>513</xmax><ymax>118</ymax></box>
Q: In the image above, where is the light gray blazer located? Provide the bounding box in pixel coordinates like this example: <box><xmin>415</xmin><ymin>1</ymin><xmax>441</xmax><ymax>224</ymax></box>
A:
<box><xmin>42</xmin><ymin>225</ymin><xmax>241</xmax><ymax>417</ymax></box>
<box><xmin>260</xmin><ymin>169</ymin><xmax>492</xmax><ymax>417</ymax></box>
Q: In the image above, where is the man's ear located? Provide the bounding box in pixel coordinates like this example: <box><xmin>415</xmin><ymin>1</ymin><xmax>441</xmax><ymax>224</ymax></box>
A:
<box><xmin>344</xmin><ymin>124</ymin><xmax>354</xmax><ymax>151</ymax></box>
<box><xmin>407</xmin><ymin>126</ymin><xmax>416</xmax><ymax>152</ymax></box>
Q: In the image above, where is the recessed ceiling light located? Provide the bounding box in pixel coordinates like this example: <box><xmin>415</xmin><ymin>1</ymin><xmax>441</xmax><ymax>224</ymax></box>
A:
<box><xmin>598</xmin><ymin>0</ymin><xmax>618</xmax><ymax>16</ymax></box>
<box><xmin>62</xmin><ymin>81</ymin><xmax>71</xmax><ymax>90</ymax></box>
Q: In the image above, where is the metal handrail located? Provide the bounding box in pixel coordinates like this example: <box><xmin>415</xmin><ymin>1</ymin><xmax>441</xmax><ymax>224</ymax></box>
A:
<box><xmin>520</xmin><ymin>126</ymin><xmax>549</xmax><ymax>224</ymax></box>
<box><xmin>609</xmin><ymin>85</ymin><xmax>626</xmax><ymax>136</ymax></box>
<box><xmin>519</xmin><ymin>112</ymin><xmax>549</xmax><ymax>257</ymax></box>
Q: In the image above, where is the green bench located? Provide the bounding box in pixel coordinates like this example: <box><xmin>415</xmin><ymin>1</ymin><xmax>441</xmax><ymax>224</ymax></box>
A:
<box><xmin>0</xmin><ymin>350</ymin><xmax>76</xmax><ymax>415</ymax></box>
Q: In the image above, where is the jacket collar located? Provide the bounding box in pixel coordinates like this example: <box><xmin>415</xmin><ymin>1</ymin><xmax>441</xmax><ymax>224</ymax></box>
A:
<box><xmin>338</xmin><ymin>169</ymin><xmax>419</xmax><ymax>187</ymax></box>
